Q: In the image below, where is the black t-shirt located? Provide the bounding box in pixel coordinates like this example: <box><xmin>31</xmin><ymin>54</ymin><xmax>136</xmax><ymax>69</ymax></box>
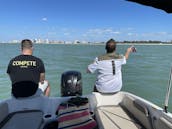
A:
<box><xmin>7</xmin><ymin>55</ymin><xmax>45</xmax><ymax>97</ymax></box>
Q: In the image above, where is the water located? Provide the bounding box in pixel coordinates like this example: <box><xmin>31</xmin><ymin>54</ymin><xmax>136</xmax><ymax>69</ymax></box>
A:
<box><xmin>0</xmin><ymin>43</ymin><xmax>172</xmax><ymax>112</ymax></box>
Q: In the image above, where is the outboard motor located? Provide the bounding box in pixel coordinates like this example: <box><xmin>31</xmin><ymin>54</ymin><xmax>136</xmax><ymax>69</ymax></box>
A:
<box><xmin>61</xmin><ymin>71</ymin><xmax>82</xmax><ymax>97</ymax></box>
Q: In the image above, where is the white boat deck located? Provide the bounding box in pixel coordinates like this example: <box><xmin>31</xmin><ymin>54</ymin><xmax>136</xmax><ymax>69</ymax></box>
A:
<box><xmin>95</xmin><ymin>105</ymin><xmax>144</xmax><ymax>129</ymax></box>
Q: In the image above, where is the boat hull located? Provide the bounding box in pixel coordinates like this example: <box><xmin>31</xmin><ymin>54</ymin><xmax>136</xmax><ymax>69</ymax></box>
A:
<box><xmin>0</xmin><ymin>91</ymin><xmax>172</xmax><ymax>129</ymax></box>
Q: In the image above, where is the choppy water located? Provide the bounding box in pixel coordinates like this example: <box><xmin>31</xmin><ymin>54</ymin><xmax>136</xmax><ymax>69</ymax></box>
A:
<box><xmin>0</xmin><ymin>43</ymin><xmax>172</xmax><ymax>111</ymax></box>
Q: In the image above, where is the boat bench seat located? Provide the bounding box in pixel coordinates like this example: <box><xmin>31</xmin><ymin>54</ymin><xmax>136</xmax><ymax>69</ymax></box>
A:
<box><xmin>95</xmin><ymin>105</ymin><xmax>143</xmax><ymax>129</ymax></box>
<box><xmin>0</xmin><ymin>110</ymin><xmax>43</xmax><ymax>129</ymax></box>
<box><xmin>120</xmin><ymin>95</ymin><xmax>153</xmax><ymax>129</ymax></box>
<box><xmin>154</xmin><ymin>116</ymin><xmax>172</xmax><ymax>129</ymax></box>
<box><xmin>95</xmin><ymin>94</ymin><xmax>154</xmax><ymax>129</ymax></box>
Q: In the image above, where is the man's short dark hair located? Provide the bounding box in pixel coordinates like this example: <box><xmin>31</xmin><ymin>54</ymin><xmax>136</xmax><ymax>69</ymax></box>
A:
<box><xmin>105</xmin><ymin>39</ymin><xmax>116</xmax><ymax>53</ymax></box>
<box><xmin>21</xmin><ymin>39</ymin><xmax>33</xmax><ymax>50</ymax></box>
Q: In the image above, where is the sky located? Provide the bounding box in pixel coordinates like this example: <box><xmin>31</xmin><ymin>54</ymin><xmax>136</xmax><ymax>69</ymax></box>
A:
<box><xmin>0</xmin><ymin>0</ymin><xmax>172</xmax><ymax>42</ymax></box>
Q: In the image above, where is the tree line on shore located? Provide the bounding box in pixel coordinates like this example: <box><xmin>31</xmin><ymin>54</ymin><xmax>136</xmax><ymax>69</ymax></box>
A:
<box><xmin>120</xmin><ymin>40</ymin><xmax>172</xmax><ymax>44</ymax></box>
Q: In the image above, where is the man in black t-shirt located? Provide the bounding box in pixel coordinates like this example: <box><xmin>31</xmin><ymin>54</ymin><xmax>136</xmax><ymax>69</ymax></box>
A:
<box><xmin>7</xmin><ymin>39</ymin><xmax>50</xmax><ymax>98</ymax></box>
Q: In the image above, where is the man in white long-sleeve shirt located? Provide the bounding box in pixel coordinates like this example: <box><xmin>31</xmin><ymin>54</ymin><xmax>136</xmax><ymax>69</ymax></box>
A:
<box><xmin>87</xmin><ymin>39</ymin><xmax>134</xmax><ymax>93</ymax></box>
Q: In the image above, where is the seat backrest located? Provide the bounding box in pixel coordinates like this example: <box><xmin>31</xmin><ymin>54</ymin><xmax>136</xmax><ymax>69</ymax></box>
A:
<box><xmin>0</xmin><ymin>102</ymin><xmax>9</xmax><ymax>124</ymax></box>
<box><xmin>0</xmin><ymin>110</ymin><xmax>43</xmax><ymax>129</ymax></box>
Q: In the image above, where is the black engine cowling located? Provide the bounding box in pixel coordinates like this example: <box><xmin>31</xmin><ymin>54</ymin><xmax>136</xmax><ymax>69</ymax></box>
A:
<box><xmin>61</xmin><ymin>71</ymin><xmax>82</xmax><ymax>96</ymax></box>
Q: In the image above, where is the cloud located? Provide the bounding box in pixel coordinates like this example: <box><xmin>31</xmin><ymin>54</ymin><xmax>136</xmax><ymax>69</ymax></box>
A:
<box><xmin>141</xmin><ymin>31</ymin><xmax>169</xmax><ymax>37</ymax></box>
<box><xmin>64</xmin><ymin>32</ymin><xmax>70</xmax><ymax>36</ymax></box>
<box><xmin>112</xmin><ymin>31</ymin><xmax>121</xmax><ymax>34</ymax></box>
<box><xmin>42</xmin><ymin>17</ymin><xmax>47</xmax><ymax>21</ymax></box>
<box><xmin>47</xmin><ymin>32</ymin><xmax>57</xmax><ymax>35</ymax></box>
<box><xmin>86</xmin><ymin>28</ymin><xmax>121</xmax><ymax>36</ymax></box>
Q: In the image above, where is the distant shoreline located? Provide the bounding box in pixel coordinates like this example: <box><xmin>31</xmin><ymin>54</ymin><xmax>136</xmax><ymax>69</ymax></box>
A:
<box><xmin>1</xmin><ymin>42</ymin><xmax>172</xmax><ymax>45</ymax></box>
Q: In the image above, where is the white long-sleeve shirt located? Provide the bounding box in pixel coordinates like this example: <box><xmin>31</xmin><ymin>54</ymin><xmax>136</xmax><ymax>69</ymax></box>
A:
<box><xmin>88</xmin><ymin>55</ymin><xmax>126</xmax><ymax>93</ymax></box>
